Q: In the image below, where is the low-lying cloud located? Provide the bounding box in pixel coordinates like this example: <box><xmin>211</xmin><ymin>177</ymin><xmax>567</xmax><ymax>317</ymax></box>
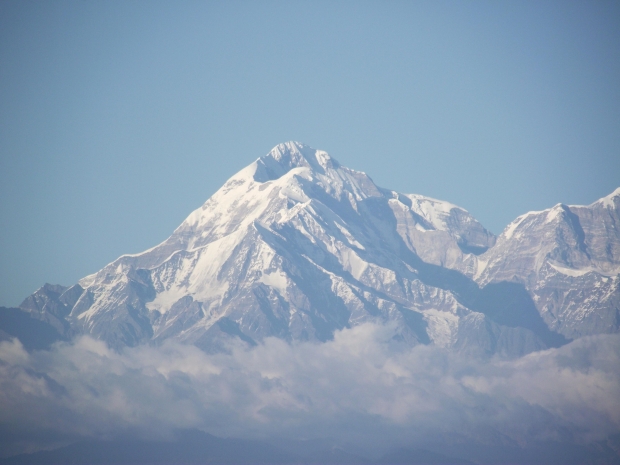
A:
<box><xmin>1</xmin><ymin>323</ymin><xmax>619</xmax><ymax>456</ymax></box>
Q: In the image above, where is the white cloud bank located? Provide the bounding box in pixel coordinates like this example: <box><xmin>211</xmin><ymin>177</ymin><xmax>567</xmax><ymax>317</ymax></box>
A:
<box><xmin>1</xmin><ymin>323</ymin><xmax>619</xmax><ymax>456</ymax></box>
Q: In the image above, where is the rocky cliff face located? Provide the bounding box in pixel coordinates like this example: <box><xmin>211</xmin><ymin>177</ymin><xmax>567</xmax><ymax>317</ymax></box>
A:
<box><xmin>13</xmin><ymin>143</ymin><xmax>619</xmax><ymax>356</ymax></box>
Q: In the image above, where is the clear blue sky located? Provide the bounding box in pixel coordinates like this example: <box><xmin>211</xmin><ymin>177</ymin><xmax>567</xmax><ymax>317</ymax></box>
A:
<box><xmin>1</xmin><ymin>0</ymin><xmax>619</xmax><ymax>307</ymax></box>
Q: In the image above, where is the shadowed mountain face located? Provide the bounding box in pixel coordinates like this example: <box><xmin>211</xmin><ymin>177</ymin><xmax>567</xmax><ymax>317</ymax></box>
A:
<box><xmin>13</xmin><ymin>142</ymin><xmax>620</xmax><ymax>356</ymax></box>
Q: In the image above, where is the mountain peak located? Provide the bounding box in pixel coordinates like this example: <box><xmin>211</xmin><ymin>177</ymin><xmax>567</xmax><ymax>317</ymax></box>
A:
<box><xmin>267</xmin><ymin>141</ymin><xmax>310</xmax><ymax>161</ymax></box>
<box><xmin>594</xmin><ymin>187</ymin><xmax>620</xmax><ymax>208</ymax></box>
<box><xmin>254</xmin><ymin>142</ymin><xmax>340</xmax><ymax>182</ymax></box>
<box><xmin>17</xmin><ymin>141</ymin><xmax>617</xmax><ymax>358</ymax></box>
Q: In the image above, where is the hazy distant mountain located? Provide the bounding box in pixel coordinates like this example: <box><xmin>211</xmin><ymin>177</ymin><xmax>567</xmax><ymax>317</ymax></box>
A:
<box><xmin>7</xmin><ymin>428</ymin><xmax>616</xmax><ymax>465</ymax></box>
<box><xmin>0</xmin><ymin>428</ymin><xmax>492</xmax><ymax>465</ymax></box>
<box><xmin>10</xmin><ymin>142</ymin><xmax>619</xmax><ymax>356</ymax></box>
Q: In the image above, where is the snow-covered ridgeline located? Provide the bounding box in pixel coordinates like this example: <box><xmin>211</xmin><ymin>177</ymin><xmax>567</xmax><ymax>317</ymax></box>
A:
<box><xmin>20</xmin><ymin>142</ymin><xmax>620</xmax><ymax>352</ymax></box>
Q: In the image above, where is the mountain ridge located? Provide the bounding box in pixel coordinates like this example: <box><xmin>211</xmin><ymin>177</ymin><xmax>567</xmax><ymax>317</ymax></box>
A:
<box><xmin>6</xmin><ymin>142</ymin><xmax>619</xmax><ymax>355</ymax></box>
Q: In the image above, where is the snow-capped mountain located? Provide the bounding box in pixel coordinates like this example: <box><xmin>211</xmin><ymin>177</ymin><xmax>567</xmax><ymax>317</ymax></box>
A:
<box><xmin>475</xmin><ymin>188</ymin><xmax>620</xmax><ymax>339</ymax></box>
<box><xmin>13</xmin><ymin>142</ymin><xmax>620</xmax><ymax>355</ymax></box>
